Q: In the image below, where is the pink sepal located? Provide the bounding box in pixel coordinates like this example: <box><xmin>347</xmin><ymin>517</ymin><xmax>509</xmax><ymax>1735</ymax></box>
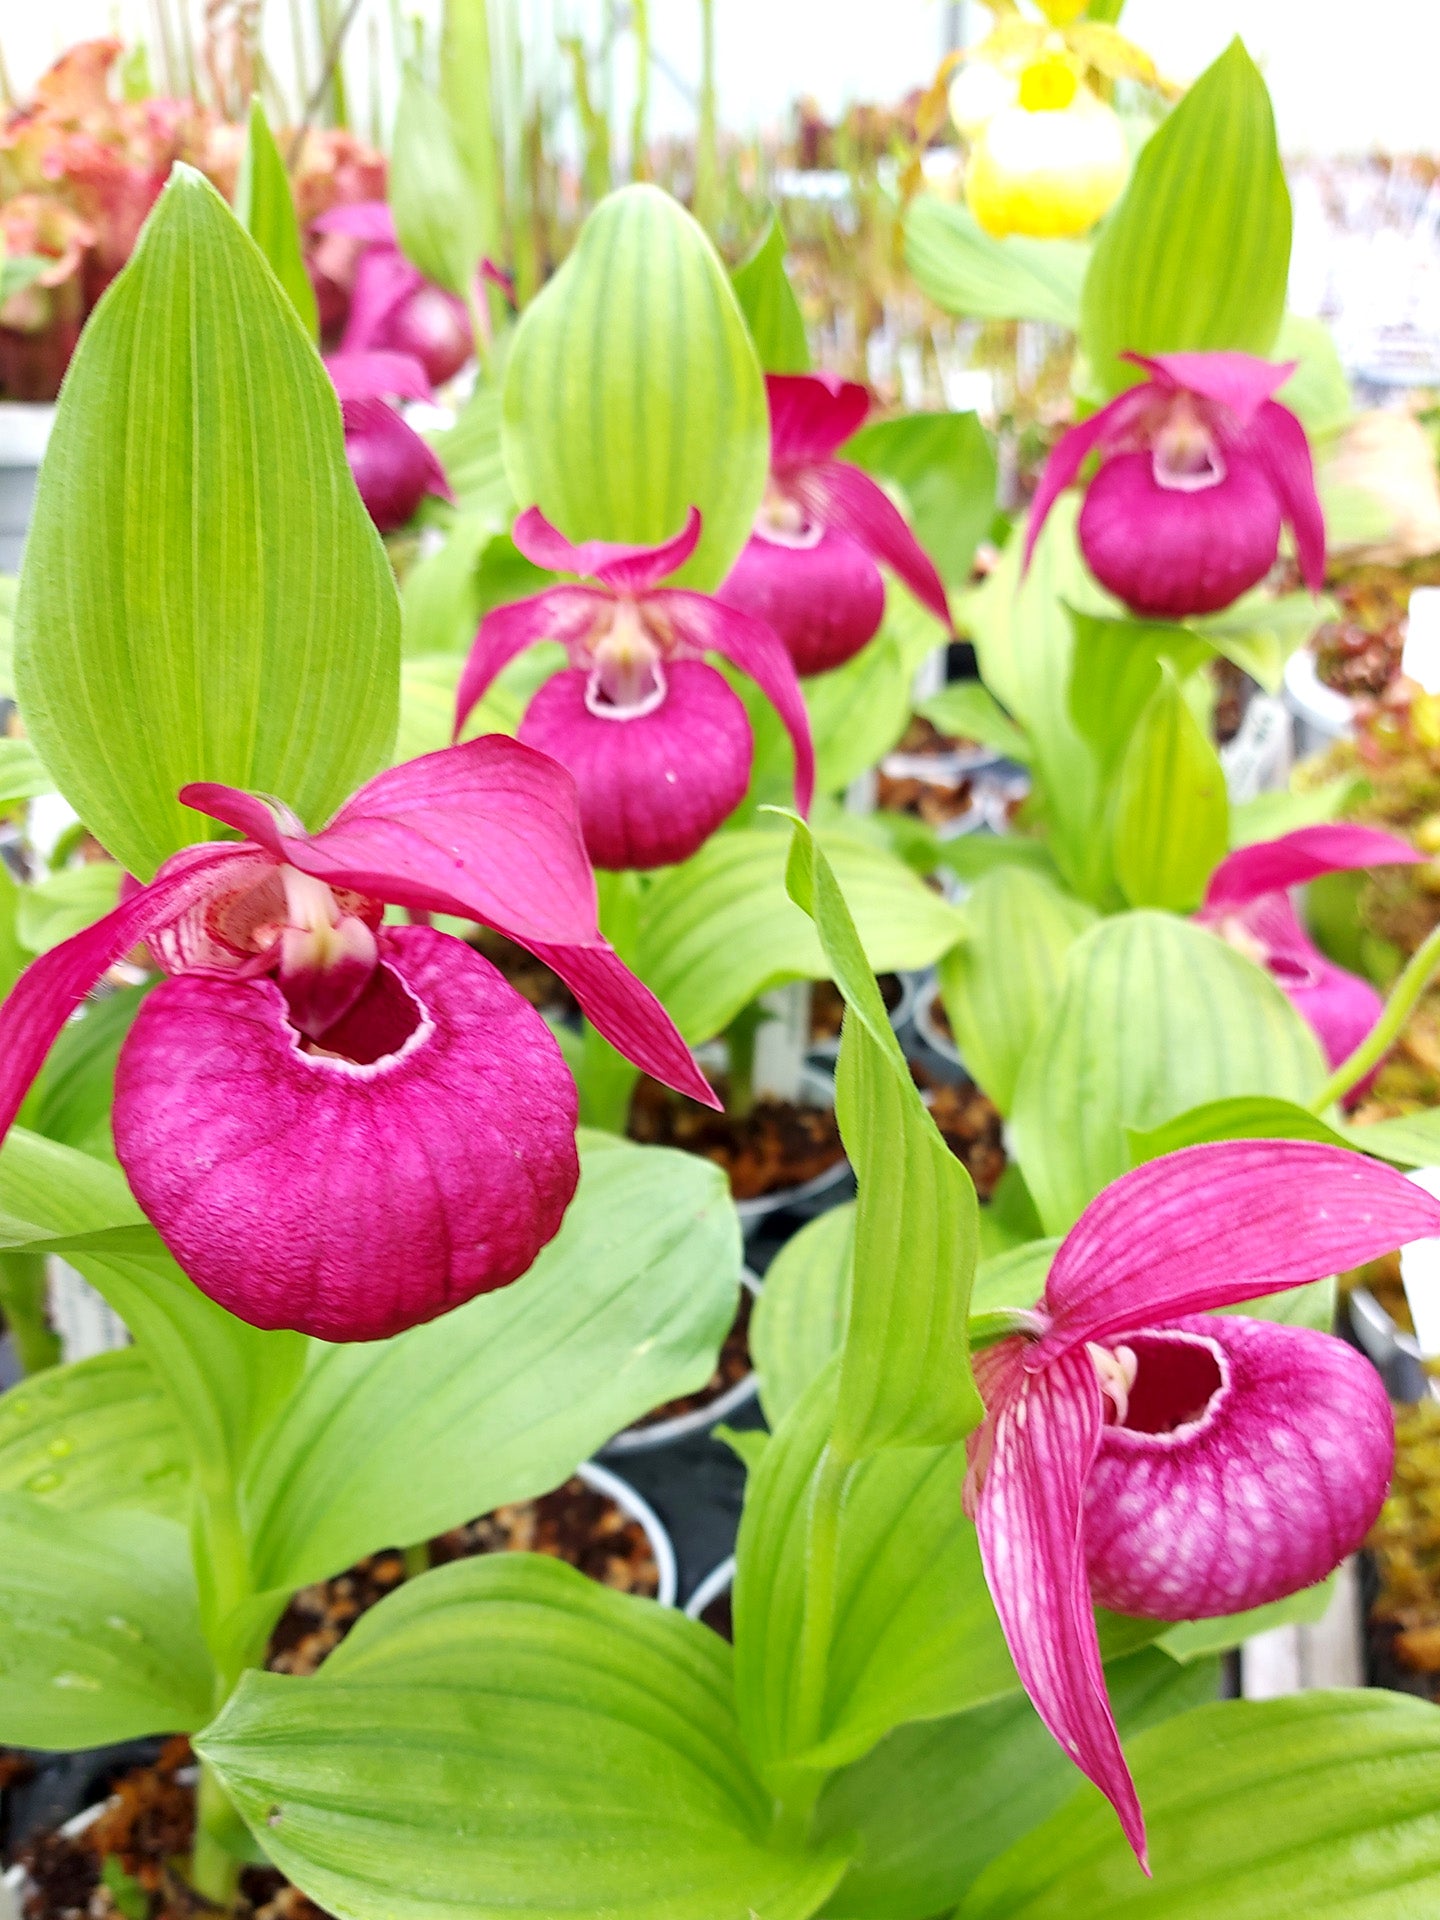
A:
<box><xmin>453</xmin><ymin>588</ymin><xmax>602</xmax><ymax>739</ymax></box>
<box><xmin>327</xmin><ymin>349</ymin><xmax>433</xmax><ymax>403</ymax></box>
<box><xmin>1202</xmin><ymin>824</ymin><xmax>1422</xmax><ymax>914</ymax></box>
<box><xmin>795</xmin><ymin>460</ymin><xmax>951</xmax><ymax>629</ymax></box>
<box><xmin>1246</xmin><ymin>399</ymin><xmax>1327</xmax><ymax>593</ymax></box>
<box><xmin>1124</xmin><ymin>350</ymin><xmax>1295</xmax><ymax>427</ymax></box>
<box><xmin>524</xmin><ymin>937</ymin><xmax>719</xmax><ymax>1109</ymax></box>
<box><xmin>766</xmin><ymin>372</ymin><xmax>871</xmax><ymax>469</ymax></box>
<box><xmin>311</xmin><ymin>199</ymin><xmax>397</xmax><ymax>244</ymax></box>
<box><xmin>1023</xmin><ymin>388</ymin><xmax>1148</xmax><ymax>573</ymax></box>
<box><xmin>511</xmin><ymin>505</ymin><xmax>703</xmax><ymax>594</ymax></box>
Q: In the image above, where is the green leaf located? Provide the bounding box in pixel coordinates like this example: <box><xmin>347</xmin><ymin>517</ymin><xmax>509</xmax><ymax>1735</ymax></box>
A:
<box><xmin>1230</xmin><ymin>775</ymin><xmax>1361</xmax><ymax>849</ymax></box>
<box><xmin>427</xmin><ymin>382</ymin><xmax>514</xmax><ymax>524</ymax></box>
<box><xmin>959</xmin><ymin>1691</ymin><xmax>1440</xmax><ymax>1918</ymax></box>
<box><xmin>390</xmin><ymin>62</ymin><xmax>487</xmax><ymax>299</ymax></box>
<box><xmin>502</xmin><ymin>184</ymin><xmax>768</xmax><ymax>592</ymax></box>
<box><xmin>0</xmin><ymin>254</ymin><xmax>49</xmax><ymax>307</ymax></box>
<box><xmin>815</xmin><ymin>1648</ymin><xmax>1219</xmax><ymax>1920</ymax></box>
<box><xmin>0</xmin><ymin>1347</ymin><xmax>189</xmax><ymax>1519</ymax></box>
<box><xmin>234</xmin><ymin>98</ymin><xmax>319</xmax><ymax>338</ymax></box>
<box><xmin>751</xmin><ymin>1203</ymin><xmax>853</xmax><ymax>1428</ymax></box>
<box><xmin>1126</xmin><ymin>1094</ymin><xmax>1352</xmax><ymax>1164</ymax></box>
<box><xmin>1338</xmin><ymin>1108</ymin><xmax>1440</xmax><ymax>1168</ymax></box>
<box><xmin>1190</xmin><ymin>589</ymin><xmax>1330</xmax><ymax>698</ymax></box>
<box><xmin>438</xmin><ymin>0</ymin><xmax>504</xmax><ymax>269</ymax></box>
<box><xmin>843</xmin><ymin>412</ymin><xmax>996</xmax><ymax>591</ymax></box>
<box><xmin>0</xmin><ymin>735</ymin><xmax>52</xmax><ymax>806</ymax></box>
<box><xmin>14</xmin><ymin>862</ymin><xmax>121</xmax><ymax>955</ymax></box>
<box><xmin>938</xmin><ymin>868</ymin><xmax>1096</xmax><ymax>1113</ymax></box>
<box><xmin>198</xmin><ymin>1554</ymin><xmax>848</xmax><ymax>1920</ymax></box>
<box><xmin>29</xmin><ymin>982</ymin><xmax>151</xmax><ymax>1159</ymax></box>
<box><xmin>919</xmin><ymin>682</ymin><xmax>1030</xmax><ymax>762</ymax></box>
<box><xmin>637</xmin><ymin>826</ymin><xmax>963</xmax><ymax>1044</ymax></box>
<box><xmin>972</xmin><ymin>1238</ymin><xmax>1059</xmax><ymax>1316</ymax></box>
<box><xmin>14</xmin><ymin>167</ymin><xmax>399</xmax><ymax>880</ymax></box>
<box><xmin>1158</xmin><ymin>1575</ymin><xmax>1335</xmax><ymax>1664</ymax></box>
<box><xmin>1275</xmin><ymin>312</ymin><xmax>1351</xmax><ymax>444</ymax></box>
<box><xmin>731</xmin><ymin>210</ymin><xmax>810</xmax><ymax>373</ymax></box>
<box><xmin>805</xmin><ymin>593</ymin><xmax>947</xmax><ymax>795</ymax></box>
<box><xmin>1009</xmin><ymin>912</ymin><xmax>1326</xmax><ymax>1232</ymax></box>
<box><xmin>399</xmin><ymin>513</ymin><xmax>493</xmax><ymax>661</ymax></box>
<box><xmin>904</xmin><ymin>196</ymin><xmax>1089</xmax><ymax>328</ymax></box>
<box><xmin>1079</xmin><ymin>40</ymin><xmax>1291</xmax><ymax>395</ymax></box>
<box><xmin>1112</xmin><ymin>664</ymin><xmax>1229</xmax><ymax>912</ymax></box>
<box><xmin>240</xmin><ymin>1139</ymin><xmax>741</xmax><ymax>1592</ymax></box>
<box><xmin>785</xmin><ymin>819</ymin><xmax>981</xmax><ymax>1453</ymax></box>
<box><xmin>0</xmin><ymin>1494</ymin><xmax>212</xmax><ymax>1745</ymax></box>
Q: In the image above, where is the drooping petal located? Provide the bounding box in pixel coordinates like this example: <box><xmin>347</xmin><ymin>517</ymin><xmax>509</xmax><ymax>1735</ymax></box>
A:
<box><xmin>657</xmin><ymin>590</ymin><xmax>815</xmax><ymax>815</ymax></box>
<box><xmin>1122</xmin><ymin>350</ymin><xmax>1294</xmax><ymax>428</ymax></box>
<box><xmin>340</xmin><ymin>396</ymin><xmax>453</xmax><ymax>534</ymax></box>
<box><xmin>518</xmin><ymin>660</ymin><xmax>753</xmax><ymax>870</ymax></box>
<box><xmin>311</xmin><ymin>200</ymin><xmax>399</xmax><ymax>245</ymax></box>
<box><xmin>454</xmin><ymin>587</ymin><xmax>604</xmax><ymax>738</ymax></box>
<box><xmin>792</xmin><ymin>461</ymin><xmax>951</xmax><ymax>630</ymax></box>
<box><xmin>1023</xmin><ymin>386</ymin><xmax>1149</xmax><ymax>572</ymax></box>
<box><xmin>1039</xmin><ymin>1141</ymin><xmax>1440</xmax><ymax>1360</ymax></box>
<box><xmin>971</xmin><ymin>1340</ymin><xmax>1147</xmax><ymax>1866</ymax></box>
<box><xmin>717</xmin><ymin>525</ymin><xmax>886</xmax><ymax>676</ymax></box>
<box><xmin>0</xmin><ymin>843</ymin><xmax>258</xmax><ymax>1141</ymax></box>
<box><xmin>511</xmin><ymin>505</ymin><xmax>703</xmax><ymax>594</ymax></box>
<box><xmin>1085</xmin><ymin>1315</ymin><xmax>1393</xmax><ymax>1619</ymax></box>
<box><xmin>327</xmin><ymin>349</ymin><xmax>434</xmax><ymax>403</ymax></box>
<box><xmin>766</xmin><ymin>372</ymin><xmax>871</xmax><ymax>470</ymax></box>
<box><xmin>1244</xmin><ymin>399</ymin><xmax>1327</xmax><ymax>594</ymax></box>
<box><xmin>1201</xmin><ymin>823</ymin><xmax>1423</xmax><ymax>914</ymax></box>
<box><xmin>338</xmin><ymin>244</ymin><xmax>425</xmax><ymax>355</ymax></box>
<box><xmin>1078</xmin><ymin>448</ymin><xmax>1281</xmax><ymax>619</ymax></box>
<box><xmin>114</xmin><ymin>926</ymin><xmax>579</xmax><ymax>1341</ymax></box>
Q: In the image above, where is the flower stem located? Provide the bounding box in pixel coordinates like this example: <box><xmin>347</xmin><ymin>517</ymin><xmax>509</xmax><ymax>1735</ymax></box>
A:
<box><xmin>189</xmin><ymin>1759</ymin><xmax>243</xmax><ymax>1907</ymax></box>
<box><xmin>1309</xmin><ymin>917</ymin><xmax>1440</xmax><ymax>1114</ymax></box>
<box><xmin>0</xmin><ymin>1252</ymin><xmax>59</xmax><ymax>1373</ymax></box>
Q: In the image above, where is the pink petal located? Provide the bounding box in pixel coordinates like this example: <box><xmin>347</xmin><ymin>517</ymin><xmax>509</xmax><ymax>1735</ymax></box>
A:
<box><xmin>1039</xmin><ymin>1141</ymin><xmax>1440</xmax><ymax>1359</ymax></box>
<box><xmin>311</xmin><ymin>200</ymin><xmax>398</xmax><ymax>245</ymax></box>
<box><xmin>0</xmin><ymin>844</ymin><xmax>260</xmax><ymax>1142</ymax></box>
<box><xmin>114</xmin><ymin>926</ymin><xmax>579</xmax><ymax>1341</ymax></box>
<box><xmin>1023</xmin><ymin>389</ymin><xmax>1146</xmax><ymax>573</ymax></box>
<box><xmin>1244</xmin><ymin>400</ymin><xmax>1327</xmax><ymax>594</ymax></box>
<box><xmin>511</xmin><ymin>506</ymin><xmax>702</xmax><ymax>594</ymax></box>
<box><xmin>971</xmin><ymin>1340</ymin><xmax>1148</xmax><ymax>1867</ymax></box>
<box><xmin>1078</xmin><ymin>449</ymin><xmax>1281</xmax><ymax>619</ymax></box>
<box><xmin>1085</xmin><ymin>1315</ymin><xmax>1392</xmax><ymax>1618</ymax></box>
<box><xmin>454</xmin><ymin>588</ymin><xmax>604</xmax><ymax>739</ymax></box>
<box><xmin>1289</xmin><ymin>957</ymin><xmax>1386</xmax><ymax>1085</ymax></box>
<box><xmin>717</xmin><ymin>526</ymin><xmax>886</xmax><ymax>676</ymax></box>
<box><xmin>766</xmin><ymin>372</ymin><xmax>871</xmax><ymax>470</ymax></box>
<box><xmin>1123</xmin><ymin>350</ymin><xmax>1294</xmax><ymax>428</ymax></box>
<box><xmin>657</xmin><ymin>590</ymin><xmax>815</xmax><ymax>815</ymax></box>
<box><xmin>340</xmin><ymin>396</ymin><xmax>453</xmax><ymax>534</ymax></box>
<box><xmin>792</xmin><ymin>462</ymin><xmax>950</xmax><ymax>630</ymax></box>
<box><xmin>339</xmin><ymin>245</ymin><xmax>425</xmax><ymax>355</ymax></box>
<box><xmin>327</xmin><ymin>350</ymin><xmax>434</xmax><ymax>403</ymax></box>
<box><xmin>1202</xmin><ymin>824</ymin><xmax>1422</xmax><ymax>914</ymax></box>
<box><xmin>517</xmin><ymin>660</ymin><xmax>753</xmax><ymax>872</ymax></box>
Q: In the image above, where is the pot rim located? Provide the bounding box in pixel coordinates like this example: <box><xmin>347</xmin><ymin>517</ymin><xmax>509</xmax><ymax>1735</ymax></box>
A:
<box><xmin>683</xmin><ymin>1553</ymin><xmax>737</xmax><ymax>1623</ymax></box>
<box><xmin>601</xmin><ymin>1271</ymin><xmax>763</xmax><ymax>1455</ymax></box>
<box><xmin>807</xmin><ymin>967</ymin><xmax>920</xmax><ymax>1063</ymax></box>
<box><xmin>575</xmin><ymin>1459</ymin><xmax>678</xmax><ymax>1607</ymax></box>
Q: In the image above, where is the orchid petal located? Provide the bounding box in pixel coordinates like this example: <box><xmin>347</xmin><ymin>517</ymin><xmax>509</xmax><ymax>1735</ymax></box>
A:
<box><xmin>311</xmin><ymin>200</ymin><xmax>398</xmax><ymax>245</ymax></box>
<box><xmin>326</xmin><ymin>349</ymin><xmax>434</xmax><ymax>403</ymax></box>
<box><xmin>339</xmin><ymin>245</ymin><xmax>424</xmax><ymax>355</ymax></box>
<box><xmin>184</xmin><ymin>737</ymin><xmax>603</xmax><ymax>951</ymax></box>
<box><xmin>511</xmin><ymin>505</ymin><xmax>703</xmax><ymax>593</ymax></box>
<box><xmin>793</xmin><ymin>462</ymin><xmax>951</xmax><ymax>630</ymax></box>
<box><xmin>1023</xmin><ymin>388</ymin><xmax>1147</xmax><ymax>573</ymax></box>
<box><xmin>0</xmin><ymin>844</ymin><xmax>255</xmax><ymax>1141</ymax></box>
<box><xmin>766</xmin><ymin>372</ymin><xmax>871</xmax><ymax>469</ymax></box>
<box><xmin>453</xmin><ymin>587</ymin><xmax>603</xmax><ymax>738</ymax></box>
<box><xmin>657</xmin><ymin>590</ymin><xmax>816</xmax><ymax>815</ymax></box>
<box><xmin>1289</xmin><ymin>957</ymin><xmax>1387</xmax><ymax>1082</ymax></box>
<box><xmin>1202</xmin><ymin>824</ymin><xmax>1422</xmax><ymax>914</ymax></box>
<box><xmin>1245</xmin><ymin>399</ymin><xmax>1327</xmax><ymax>593</ymax></box>
<box><xmin>972</xmin><ymin>1341</ymin><xmax>1147</xmax><ymax>1866</ymax></box>
<box><xmin>339</xmin><ymin>397</ymin><xmax>453</xmax><ymax>533</ymax></box>
<box><xmin>1123</xmin><ymin>350</ymin><xmax>1294</xmax><ymax>428</ymax></box>
<box><xmin>1039</xmin><ymin>1141</ymin><xmax>1440</xmax><ymax>1359</ymax></box>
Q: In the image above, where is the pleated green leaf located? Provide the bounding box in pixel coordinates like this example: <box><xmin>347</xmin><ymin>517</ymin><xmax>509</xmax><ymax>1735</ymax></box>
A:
<box><xmin>1111</xmin><ymin>664</ymin><xmax>1229</xmax><ymax>912</ymax></box>
<box><xmin>197</xmin><ymin>1555</ymin><xmax>847</xmax><ymax>1920</ymax></box>
<box><xmin>14</xmin><ymin>168</ymin><xmax>398</xmax><ymax>878</ymax></box>
<box><xmin>751</xmin><ymin>1203</ymin><xmax>854</xmax><ymax>1428</ymax></box>
<box><xmin>1080</xmin><ymin>39</ymin><xmax>1291</xmax><ymax>395</ymax></box>
<box><xmin>0</xmin><ymin>1347</ymin><xmax>189</xmax><ymax>1519</ymax></box>
<box><xmin>904</xmin><ymin>196</ymin><xmax>1089</xmax><ymax>327</ymax></box>
<box><xmin>1009</xmin><ymin>913</ymin><xmax>1327</xmax><ymax>1233</ymax></box>
<box><xmin>502</xmin><ymin>184</ymin><xmax>768</xmax><ymax>591</ymax></box>
<box><xmin>390</xmin><ymin>62</ymin><xmax>487</xmax><ymax>298</ymax></box>
<box><xmin>805</xmin><ymin>595</ymin><xmax>947</xmax><ymax>795</ymax></box>
<box><xmin>732</xmin><ymin>210</ymin><xmax>810</xmax><ymax>373</ymax></box>
<box><xmin>959</xmin><ymin>1691</ymin><xmax>1440</xmax><ymax>1918</ymax></box>
<box><xmin>234</xmin><ymin>98</ymin><xmax>319</xmax><ymax>338</ymax></box>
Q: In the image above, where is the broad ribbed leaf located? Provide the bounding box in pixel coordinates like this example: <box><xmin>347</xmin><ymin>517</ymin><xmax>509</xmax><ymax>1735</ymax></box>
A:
<box><xmin>240</xmin><ymin>1139</ymin><xmax>741</xmax><ymax>1591</ymax></box>
<box><xmin>0</xmin><ymin>1347</ymin><xmax>189</xmax><ymax>1519</ymax></box>
<box><xmin>1079</xmin><ymin>39</ymin><xmax>1291</xmax><ymax>395</ymax></box>
<box><xmin>939</xmin><ymin>868</ymin><xmax>1096</xmax><ymax>1114</ymax></box>
<box><xmin>14</xmin><ymin>168</ymin><xmax>398</xmax><ymax>878</ymax></box>
<box><xmin>637</xmin><ymin>826</ymin><xmax>963</xmax><ymax>1043</ymax></box>
<box><xmin>920</xmin><ymin>683</ymin><xmax>1030</xmax><ymax>762</ymax></box>
<box><xmin>732</xmin><ymin>211</ymin><xmax>810</xmax><ymax>373</ymax></box>
<box><xmin>197</xmin><ymin>1555</ymin><xmax>847</xmax><ymax>1920</ymax></box>
<box><xmin>843</xmin><ymin>411</ymin><xmax>996</xmax><ymax>590</ymax></box>
<box><xmin>428</xmin><ymin>383</ymin><xmax>513</xmax><ymax>520</ymax></box>
<box><xmin>1127</xmin><ymin>1095</ymin><xmax>1351</xmax><ymax>1164</ymax></box>
<box><xmin>390</xmin><ymin>62</ymin><xmax>487</xmax><ymax>298</ymax></box>
<box><xmin>904</xmin><ymin>196</ymin><xmax>1088</xmax><ymax>328</ymax></box>
<box><xmin>805</xmin><ymin>595</ymin><xmax>946</xmax><ymax>795</ymax></box>
<box><xmin>751</xmin><ymin>1203</ymin><xmax>854</xmax><ymax>1428</ymax></box>
<box><xmin>502</xmin><ymin>184</ymin><xmax>768</xmax><ymax>592</ymax></box>
<box><xmin>438</xmin><ymin>0</ymin><xmax>504</xmax><ymax>269</ymax></box>
<box><xmin>1009</xmin><ymin>913</ymin><xmax>1327</xmax><ymax>1233</ymax></box>
<box><xmin>959</xmin><ymin>1692</ymin><xmax>1440</xmax><ymax>1918</ymax></box>
<box><xmin>1339</xmin><ymin>1108</ymin><xmax>1440</xmax><ymax>1167</ymax></box>
<box><xmin>1112</xmin><ymin>665</ymin><xmax>1229</xmax><ymax>912</ymax></box>
<box><xmin>0</xmin><ymin>1494</ymin><xmax>212</xmax><ymax>1745</ymax></box>
<box><xmin>235</xmin><ymin>99</ymin><xmax>319</xmax><ymax>337</ymax></box>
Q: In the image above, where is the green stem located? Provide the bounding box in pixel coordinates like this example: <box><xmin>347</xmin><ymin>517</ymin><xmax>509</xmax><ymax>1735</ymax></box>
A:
<box><xmin>0</xmin><ymin>1251</ymin><xmax>59</xmax><ymax>1374</ymax></box>
<box><xmin>1309</xmin><ymin>917</ymin><xmax>1440</xmax><ymax>1113</ymax></box>
<box><xmin>629</xmin><ymin>0</ymin><xmax>650</xmax><ymax>180</ymax></box>
<box><xmin>694</xmin><ymin>0</ymin><xmax>718</xmax><ymax>229</ymax></box>
<box><xmin>189</xmin><ymin>1759</ymin><xmax>243</xmax><ymax>1906</ymax></box>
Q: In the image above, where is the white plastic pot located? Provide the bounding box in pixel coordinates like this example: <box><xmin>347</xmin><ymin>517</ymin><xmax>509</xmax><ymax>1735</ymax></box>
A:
<box><xmin>684</xmin><ymin>1553</ymin><xmax>736</xmax><ymax>1626</ymax></box>
<box><xmin>1283</xmin><ymin>648</ymin><xmax>1356</xmax><ymax>759</ymax></box>
<box><xmin>601</xmin><ymin>1273</ymin><xmax>762</xmax><ymax>1456</ymax></box>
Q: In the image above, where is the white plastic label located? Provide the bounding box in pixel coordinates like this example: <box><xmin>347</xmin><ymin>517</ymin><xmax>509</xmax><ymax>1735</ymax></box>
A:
<box><xmin>1403</xmin><ymin>587</ymin><xmax>1440</xmax><ymax>694</ymax></box>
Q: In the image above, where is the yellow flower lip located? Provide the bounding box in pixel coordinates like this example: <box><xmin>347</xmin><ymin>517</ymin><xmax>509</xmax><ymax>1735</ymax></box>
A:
<box><xmin>1018</xmin><ymin>54</ymin><xmax>1079</xmax><ymax>113</ymax></box>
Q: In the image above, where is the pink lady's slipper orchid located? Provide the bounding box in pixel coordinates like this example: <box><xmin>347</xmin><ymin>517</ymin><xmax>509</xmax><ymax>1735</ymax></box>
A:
<box><xmin>326</xmin><ymin>349</ymin><xmax>453</xmax><ymax>535</ymax></box>
<box><xmin>1026</xmin><ymin>351</ymin><xmax>1326</xmax><ymax>620</ymax></box>
<box><xmin>1198</xmin><ymin>823</ymin><xmax>1423</xmax><ymax>1090</ymax></box>
<box><xmin>0</xmin><ymin>739</ymin><xmax>714</xmax><ymax>1342</ymax></box>
<box><xmin>967</xmin><ymin>1139</ymin><xmax>1440</xmax><ymax>1867</ymax></box>
<box><xmin>455</xmin><ymin>507</ymin><xmax>815</xmax><ymax>871</ymax></box>
<box><xmin>716</xmin><ymin>374</ymin><xmax>952</xmax><ymax>676</ymax></box>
